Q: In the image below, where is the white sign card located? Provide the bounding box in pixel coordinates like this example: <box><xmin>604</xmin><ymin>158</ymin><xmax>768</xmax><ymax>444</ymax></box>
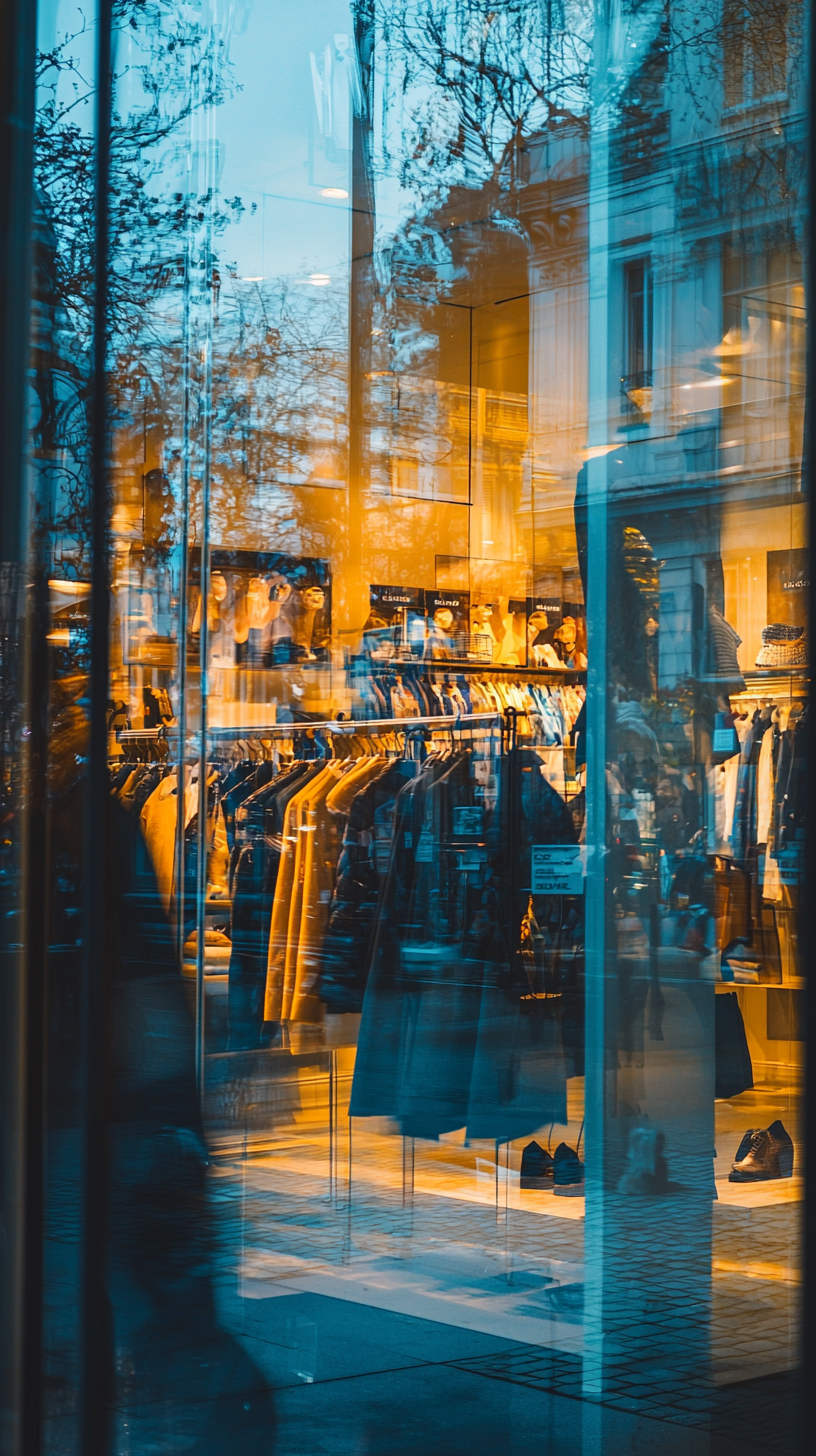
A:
<box><xmin>531</xmin><ymin>844</ymin><xmax>585</xmax><ymax>895</ymax></box>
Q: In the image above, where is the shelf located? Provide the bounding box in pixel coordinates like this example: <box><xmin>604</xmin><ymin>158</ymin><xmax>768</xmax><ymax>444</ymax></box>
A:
<box><xmin>736</xmin><ymin>670</ymin><xmax>809</xmax><ymax>692</ymax></box>
<box><xmin>717</xmin><ymin>981</ymin><xmax>774</xmax><ymax>990</ymax></box>
<box><xmin>717</xmin><ymin>978</ymin><xmax>805</xmax><ymax>991</ymax></box>
<box><xmin>714</xmin><ymin>1176</ymin><xmax>803</xmax><ymax>1209</ymax></box>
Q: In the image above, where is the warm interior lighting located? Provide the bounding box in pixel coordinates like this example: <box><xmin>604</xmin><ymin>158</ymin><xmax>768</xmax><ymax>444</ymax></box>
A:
<box><xmin>48</xmin><ymin>579</ymin><xmax>92</xmax><ymax>594</ymax></box>
<box><xmin>680</xmin><ymin>376</ymin><xmax>735</xmax><ymax>390</ymax></box>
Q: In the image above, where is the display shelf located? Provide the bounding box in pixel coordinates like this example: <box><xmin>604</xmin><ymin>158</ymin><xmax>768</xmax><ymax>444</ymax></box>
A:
<box><xmin>716</xmin><ymin>980</ymin><xmax>805</xmax><ymax>991</ymax></box>
<box><xmin>736</xmin><ymin>670</ymin><xmax>809</xmax><ymax>694</ymax></box>
<box><xmin>717</xmin><ymin>981</ymin><xmax>773</xmax><ymax>989</ymax></box>
<box><xmin>714</xmin><ymin>1176</ymin><xmax>803</xmax><ymax>1208</ymax></box>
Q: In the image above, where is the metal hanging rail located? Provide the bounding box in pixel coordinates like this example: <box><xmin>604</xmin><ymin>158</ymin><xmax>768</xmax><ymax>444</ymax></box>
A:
<box><xmin>208</xmin><ymin>709</ymin><xmax>506</xmax><ymax>739</ymax></box>
<box><xmin>205</xmin><ymin>709</ymin><xmax>509</xmax><ymax>740</ymax></box>
<box><xmin>116</xmin><ymin>708</ymin><xmax>512</xmax><ymax>745</ymax></box>
<box><xmin>117</xmin><ymin>726</ymin><xmax>166</xmax><ymax>742</ymax></box>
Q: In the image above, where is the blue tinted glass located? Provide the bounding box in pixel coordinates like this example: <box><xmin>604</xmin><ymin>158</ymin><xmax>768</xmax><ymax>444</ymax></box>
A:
<box><xmin>4</xmin><ymin>0</ymin><xmax>807</xmax><ymax>1451</ymax></box>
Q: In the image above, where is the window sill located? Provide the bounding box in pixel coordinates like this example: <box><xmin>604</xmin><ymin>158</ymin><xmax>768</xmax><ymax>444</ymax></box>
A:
<box><xmin>722</xmin><ymin>93</ymin><xmax>788</xmax><ymax>120</ymax></box>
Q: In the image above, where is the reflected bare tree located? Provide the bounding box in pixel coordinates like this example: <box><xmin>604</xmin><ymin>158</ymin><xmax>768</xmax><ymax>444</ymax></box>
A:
<box><xmin>377</xmin><ymin>0</ymin><xmax>592</xmax><ymax>207</ymax></box>
<box><xmin>31</xmin><ymin>0</ymin><xmax>242</xmax><ymax>575</ymax></box>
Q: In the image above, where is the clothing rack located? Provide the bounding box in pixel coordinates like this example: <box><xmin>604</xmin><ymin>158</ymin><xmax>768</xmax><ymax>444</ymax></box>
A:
<box><xmin>206</xmin><ymin>709</ymin><xmax>506</xmax><ymax>740</ymax></box>
<box><xmin>117</xmin><ymin>709</ymin><xmax>511</xmax><ymax>747</ymax></box>
<box><xmin>118</xmin><ymin>726</ymin><xmax>167</xmax><ymax>743</ymax></box>
<box><xmin>362</xmin><ymin>659</ymin><xmax>587</xmax><ymax>680</ymax></box>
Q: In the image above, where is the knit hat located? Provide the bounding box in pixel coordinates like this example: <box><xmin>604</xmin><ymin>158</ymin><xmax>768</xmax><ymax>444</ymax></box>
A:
<box><xmin>755</xmin><ymin>624</ymin><xmax>807</xmax><ymax>668</ymax></box>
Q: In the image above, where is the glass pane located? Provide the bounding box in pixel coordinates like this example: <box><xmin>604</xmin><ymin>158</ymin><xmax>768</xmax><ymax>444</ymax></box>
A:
<box><xmin>8</xmin><ymin>0</ymin><xmax>808</xmax><ymax>1450</ymax></box>
<box><xmin>27</xmin><ymin>1</ymin><xmax>101</xmax><ymax>1444</ymax></box>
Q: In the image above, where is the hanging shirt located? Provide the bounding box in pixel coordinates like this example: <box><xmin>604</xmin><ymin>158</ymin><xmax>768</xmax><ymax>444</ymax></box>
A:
<box><xmin>140</xmin><ymin>770</ymin><xmax>197</xmax><ymax>911</ymax></box>
<box><xmin>265</xmin><ymin>762</ymin><xmax>339</xmax><ymax>1023</ymax></box>
<box><xmin>290</xmin><ymin>757</ymin><xmax>388</xmax><ymax>1025</ymax></box>
<box><xmin>756</xmin><ymin>725</ymin><xmax>775</xmax><ymax>845</ymax></box>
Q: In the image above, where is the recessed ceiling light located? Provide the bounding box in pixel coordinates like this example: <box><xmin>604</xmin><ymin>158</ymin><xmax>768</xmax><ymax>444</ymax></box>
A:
<box><xmin>309</xmin><ymin>273</ymin><xmax>331</xmax><ymax>286</ymax></box>
<box><xmin>321</xmin><ymin>187</ymin><xmax>348</xmax><ymax>198</ymax></box>
<box><xmin>241</xmin><ymin>276</ymin><xmax>265</xmax><ymax>282</ymax></box>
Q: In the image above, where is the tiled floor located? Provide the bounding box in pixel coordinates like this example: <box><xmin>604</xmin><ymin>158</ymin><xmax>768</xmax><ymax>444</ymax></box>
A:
<box><xmin>208</xmin><ymin>1283</ymin><xmax>799</xmax><ymax>1455</ymax></box>
<box><xmin>203</xmin><ymin>1061</ymin><xmax>801</xmax><ymax>1454</ymax></box>
<box><xmin>39</xmin><ymin>1059</ymin><xmax>802</xmax><ymax>1455</ymax></box>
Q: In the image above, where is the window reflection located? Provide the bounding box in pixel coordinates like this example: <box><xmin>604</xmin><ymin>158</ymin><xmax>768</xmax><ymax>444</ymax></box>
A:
<box><xmin>17</xmin><ymin>0</ymin><xmax>807</xmax><ymax>1450</ymax></box>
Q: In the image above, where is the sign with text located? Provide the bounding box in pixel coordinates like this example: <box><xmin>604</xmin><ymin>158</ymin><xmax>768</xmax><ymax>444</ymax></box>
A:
<box><xmin>531</xmin><ymin>844</ymin><xmax>585</xmax><ymax>895</ymax></box>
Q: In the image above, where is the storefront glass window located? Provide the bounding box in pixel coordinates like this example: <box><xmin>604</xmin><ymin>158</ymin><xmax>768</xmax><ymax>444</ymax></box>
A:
<box><xmin>0</xmin><ymin>0</ymin><xmax>809</xmax><ymax>1451</ymax></box>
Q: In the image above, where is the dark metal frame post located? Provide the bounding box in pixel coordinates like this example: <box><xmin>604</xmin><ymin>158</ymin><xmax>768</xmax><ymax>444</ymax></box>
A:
<box><xmin>803</xmin><ymin>0</ymin><xmax>816</xmax><ymax>1446</ymax></box>
<box><xmin>79</xmin><ymin>1</ymin><xmax>114</xmax><ymax>1453</ymax></box>
<box><xmin>0</xmin><ymin>2</ymin><xmax>40</xmax><ymax>1454</ymax></box>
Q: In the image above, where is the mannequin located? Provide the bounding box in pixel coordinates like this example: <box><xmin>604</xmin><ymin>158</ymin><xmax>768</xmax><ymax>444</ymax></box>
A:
<box><xmin>191</xmin><ymin>569</ymin><xmax>228</xmax><ymax>636</ymax></box>
<box><xmin>191</xmin><ymin>570</ymin><xmax>235</xmax><ymax>666</ymax></box>
<box><xmin>527</xmin><ymin>608</ymin><xmax>560</xmax><ymax>667</ymax></box>
<box><xmin>425</xmin><ymin>606</ymin><xmax>455</xmax><ymax>660</ymax></box>
<box><xmin>230</xmin><ymin>572</ymin><xmax>293</xmax><ymax>665</ymax></box>
<box><xmin>496</xmin><ymin>598</ymin><xmax>525</xmax><ymax>664</ymax></box>
<box><xmin>469</xmin><ymin>602</ymin><xmax>498</xmax><ymax>660</ymax></box>
<box><xmin>279</xmin><ymin>583</ymin><xmax>326</xmax><ymax>660</ymax></box>
<box><xmin>553</xmin><ymin>615</ymin><xmax>587</xmax><ymax>669</ymax></box>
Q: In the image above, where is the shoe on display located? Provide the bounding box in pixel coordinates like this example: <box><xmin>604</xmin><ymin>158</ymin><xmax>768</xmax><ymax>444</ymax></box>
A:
<box><xmin>520</xmin><ymin>1140</ymin><xmax>554</xmax><ymax>1190</ymax></box>
<box><xmin>732</xmin><ymin>1128</ymin><xmax>760</xmax><ymax>1165</ymax></box>
<box><xmin>767</xmin><ymin>1120</ymin><xmax>794</xmax><ymax>1177</ymax></box>
<box><xmin>728</xmin><ymin>1120</ymin><xmax>794</xmax><ymax>1182</ymax></box>
<box><xmin>553</xmin><ymin>1142</ymin><xmax>585</xmax><ymax>1197</ymax></box>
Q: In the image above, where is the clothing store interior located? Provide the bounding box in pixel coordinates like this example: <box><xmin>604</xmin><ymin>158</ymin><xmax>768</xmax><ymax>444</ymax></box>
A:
<box><xmin>87</xmin><ymin>217</ymin><xmax>804</xmax><ymax>1411</ymax></box>
<box><xmin>32</xmin><ymin>6</ymin><xmax>805</xmax><ymax>1444</ymax></box>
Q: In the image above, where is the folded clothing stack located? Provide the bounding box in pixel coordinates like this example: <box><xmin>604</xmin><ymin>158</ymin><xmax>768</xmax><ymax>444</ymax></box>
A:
<box><xmin>755</xmin><ymin>623</ymin><xmax>807</xmax><ymax>668</ymax></box>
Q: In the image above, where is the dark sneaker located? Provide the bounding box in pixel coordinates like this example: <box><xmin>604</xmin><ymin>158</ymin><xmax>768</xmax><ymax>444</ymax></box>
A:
<box><xmin>520</xmin><ymin>1140</ymin><xmax>554</xmax><ymax>1189</ymax></box>
<box><xmin>553</xmin><ymin>1142</ymin><xmax>585</xmax><ymax>1196</ymax></box>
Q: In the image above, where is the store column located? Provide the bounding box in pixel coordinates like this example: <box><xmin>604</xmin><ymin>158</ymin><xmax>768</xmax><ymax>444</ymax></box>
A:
<box><xmin>581</xmin><ymin>11</ymin><xmax>715</xmax><ymax>1425</ymax></box>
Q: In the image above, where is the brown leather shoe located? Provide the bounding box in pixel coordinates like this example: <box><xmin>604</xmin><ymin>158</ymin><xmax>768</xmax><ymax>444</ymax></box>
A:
<box><xmin>729</xmin><ymin>1121</ymin><xmax>794</xmax><ymax>1182</ymax></box>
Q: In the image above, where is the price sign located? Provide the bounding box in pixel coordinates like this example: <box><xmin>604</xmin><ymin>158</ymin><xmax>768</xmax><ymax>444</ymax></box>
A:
<box><xmin>531</xmin><ymin>844</ymin><xmax>585</xmax><ymax>895</ymax></box>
